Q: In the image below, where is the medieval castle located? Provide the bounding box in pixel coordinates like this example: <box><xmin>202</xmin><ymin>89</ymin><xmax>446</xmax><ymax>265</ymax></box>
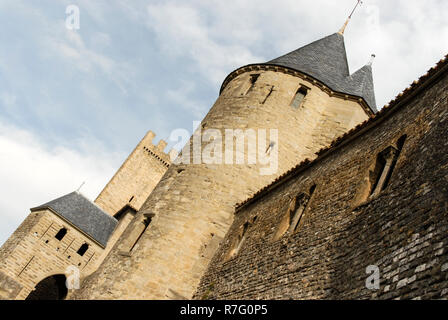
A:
<box><xmin>0</xmin><ymin>18</ymin><xmax>447</xmax><ymax>300</ymax></box>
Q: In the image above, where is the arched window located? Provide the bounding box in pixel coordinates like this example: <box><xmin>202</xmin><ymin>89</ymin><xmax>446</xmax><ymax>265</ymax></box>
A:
<box><xmin>226</xmin><ymin>216</ymin><xmax>257</xmax><ymax>261</ymax></box>
<box><xmin>370</xmin><ymin>135</ymin><xmax>407</xmax><ymax>198</ymax></box>
<box><xmin>77</xmin><ymin>243</ymin><xmax>89</xmax><ymax>256</ymax></box>
<box><xmin>273</xmin><ymin>185</ymin><xmax>316</xmax><ymax>241</ymax></box>
<box><xmin>55</xmin><ymin>228</ymin><xmax>67</xmax><ymax>241</ymax></box>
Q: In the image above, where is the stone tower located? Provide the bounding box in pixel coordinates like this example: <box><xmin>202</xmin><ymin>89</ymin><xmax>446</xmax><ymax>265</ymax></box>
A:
<box><xmin>94</xmin><ymin>130</ymin><xmax>173</xmax><ymax>216</ymax></box>
<box><xmin>72</xmin><ymin>32</ymin><xmax>377</xmax><ymax>300</ymax></box>
<box><xmin>0</xmin><ymin>192</ymin><xmax>117</xmax><ymax>300</ymax></box>
<box><xmin>0</xmin><ymin>130</ymin><xmax>173</xmax><ymax>300</ymax></box>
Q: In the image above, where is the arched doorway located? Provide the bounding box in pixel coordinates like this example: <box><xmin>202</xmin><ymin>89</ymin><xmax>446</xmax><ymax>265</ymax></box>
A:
<box><xmin>25</xmin><ymin>274</ymin><xmax>68</xmax><ymax>300</ymax></box>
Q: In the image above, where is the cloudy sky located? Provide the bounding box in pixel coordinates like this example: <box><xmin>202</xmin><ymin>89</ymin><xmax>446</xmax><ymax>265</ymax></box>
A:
<box><xmin>0</xmin><ymin>0</ymin><xmax>446</xmax><ymax>245</ymax></box>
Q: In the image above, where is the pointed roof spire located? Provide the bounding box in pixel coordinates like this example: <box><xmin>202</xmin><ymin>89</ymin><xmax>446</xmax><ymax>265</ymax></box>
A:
<box><xmin>221</xmin><ymin>6</ymin><xmax>378</xmax><ymax>113</ymax></box>
<box><xmin>348</xmin><ymin>58</ymin><xmax>376</xmax><ymax>111</ymax></box>
<box><xmin>339</xmin><ymin>0</ymin><xmax>363</xmax><ymax>35</ymax></box>
<box><xmin>264</xmin><ymin>32</ymin><xmax>377</xmax><ymax>112</ymax></box>
<box><xmin>268</xmin><ymin>33</ymin><xmax>350</xmax><ymax>89</ymax></box>
<box><xmin>367</xmin><ymin>54</ymin><xmax>376</xmax><ymax>66</ymax></box>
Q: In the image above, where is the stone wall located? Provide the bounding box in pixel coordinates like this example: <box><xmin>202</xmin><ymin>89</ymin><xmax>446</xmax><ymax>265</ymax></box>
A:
<box><xmin>0</xmin><ymin>271</ymin><xmax>22</xmax><ymax>299</ymax></box>
<box><xmin>90</xmin><ymin>131</ymin><xmax>173</xmax><ymax>274</ymax></box>
<box><xmin>71</xmin><ymin>66</ymin><xmax>371</xmax><ymax>300</ymax></box>
<box><xmin>195</xmin><ymin>64</ymin><xmax>448</xmax><ymax>300</ymax></box>
<box><xmin>0</xmin><ymin>209</ymin><xmax>104</xmax><ymax>300</ymax></box>
<box><xmin>0</xmin><ymin>129</ymin><xmax>173</xmax><ymax>300</ymax></box>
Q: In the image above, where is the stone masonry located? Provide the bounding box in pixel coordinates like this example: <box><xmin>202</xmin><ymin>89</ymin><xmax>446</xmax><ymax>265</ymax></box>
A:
<box><xmin>0</xmin><ymin>208</ymin><xmax>105</xmax><ymax>299</ymax></box>
<box><xmin>0</xmin><ymin>130</ymin><xmax>173</xmax><ymax>300</ymax></box>
<box><xmin>2</xmin><ymin>30</ymin><xmax>446</xmax><ymax>301</ymax></box>
<box><xmin>71</xmin><ymin>64</ymin><xmax>371</xmax><ymax>300</ymax></box>
<box><xmin>95</xmin><ymin>130</ymin><xmax>173</xmax><ymax>215</ymax></box>
<box><xmin>195</xmin><ymin>56</ymin><xmax>448</xmax><ymax>300</ymax></box>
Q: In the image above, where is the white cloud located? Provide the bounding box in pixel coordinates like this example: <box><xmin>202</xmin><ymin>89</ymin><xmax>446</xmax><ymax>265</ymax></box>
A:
<box><xmin>143</xmin><ymin>0</ymin><xmax>448</xmax><ymax>109</ymax></box>
<box><xmin>146</xmin><ymin>2</ymin><xmax>263</xmax><ymax>86</ymax></box>
<box><xmin>165</xmin><ymin>80</ymin><xmax>208</xmax><ymax>119</ymax></box>
<box><xmin>91</xmin><ymin>32</ymin><xmax>112</xmax><ymax>48</ymax></box>
<box><xmin>0</xmin><ymin>122</ymin><xmax>124</xmax><ymax>246</ymax></box>
<box><xmin>343</xmin><ymin>0</ymin><xmax>448</xmax><ymax>108</ymax></box>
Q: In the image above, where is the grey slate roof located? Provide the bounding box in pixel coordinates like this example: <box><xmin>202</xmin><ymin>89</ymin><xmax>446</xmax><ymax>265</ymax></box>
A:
<box><xmin>32</xmin><ymin>192</ymin><xmax>118</xmax><ymax>247</ymax></box>
<box><xmin>266</xmin><ymin>33</ymin><xmax>377</xmax><ymax>112</ymax></box>
<box><xmin>347</xmin><ymin>64</ymin><xmax>376</xmax><ymax>112</ymax></box>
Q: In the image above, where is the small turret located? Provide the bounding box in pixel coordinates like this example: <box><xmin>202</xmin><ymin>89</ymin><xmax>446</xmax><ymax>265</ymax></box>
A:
<box><xmin>348</xmin><ymin>54</ymin><xmax>377</xmax><ymax>110</ymax></box>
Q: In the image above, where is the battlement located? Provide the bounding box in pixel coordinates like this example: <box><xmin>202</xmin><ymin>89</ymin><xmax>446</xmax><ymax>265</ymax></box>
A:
<box><xmin>94</xmin><ymin>130</ymin><xmax>174</xmax><ymax>216</ymax></box>
<box><xmin>140</xmin><ymin>131</ymin><xmax>178</xmax><ymax>168</ymax></box>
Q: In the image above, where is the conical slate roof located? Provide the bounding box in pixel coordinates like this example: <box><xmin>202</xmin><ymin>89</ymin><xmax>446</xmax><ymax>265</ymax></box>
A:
<box><xmin>32</xmin><ymin>192</ymin><xmax>118</xmax><ymax>247</ymax></box>
<box><xmin>266</xmin><ymin>33</ymin><xmax>377</xmax><ymax>112</ymax></box>
<box><xmin>269</xmin><ymin>33</ymin><xmax>350</xmax><ymax>90</ymax></box>
<box><xmin>347</xmin><ymin>64</ymin><xmax>376</xmax><ymax>112</ymax></box>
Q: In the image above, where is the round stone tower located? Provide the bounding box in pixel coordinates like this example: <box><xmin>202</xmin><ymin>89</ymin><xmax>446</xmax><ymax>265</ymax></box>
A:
<box><xmin>72</xmin><ymin>32</ymin><xmax>376</xmax><ymax>299</ymax></box>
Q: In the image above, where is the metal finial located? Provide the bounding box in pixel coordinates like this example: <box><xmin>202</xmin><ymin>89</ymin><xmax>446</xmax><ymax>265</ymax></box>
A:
<box><xmin>77</xmin><ymin>181</ymin><xmax>85</xmax><ymax>192</ymax></box>
<box><xmin>338</xmin><ymin>0</ymin><xmax>363</xmax><ymax>35</ymax></box>
<box><xmin>367</xmin><ymin>54</ymin><xmax>376</xmax><ymax>66</ymax></box>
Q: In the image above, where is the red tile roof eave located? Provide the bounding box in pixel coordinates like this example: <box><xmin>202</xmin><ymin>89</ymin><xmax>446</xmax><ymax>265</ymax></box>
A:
<box><xmin>235</xmin><ymin>54</ymin><xmax>448</xmax><ymax>213</ymax></box>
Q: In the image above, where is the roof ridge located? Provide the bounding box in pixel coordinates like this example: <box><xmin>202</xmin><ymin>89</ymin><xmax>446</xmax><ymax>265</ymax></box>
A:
<box><xmin>75</xmin><ymin>191</ymin><xmax>117</xmax><ymax>222</ymax></box>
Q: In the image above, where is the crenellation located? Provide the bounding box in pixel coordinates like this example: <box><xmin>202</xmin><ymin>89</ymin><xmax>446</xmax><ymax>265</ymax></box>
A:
<box><xmin>94</xmin><ymin>130</ymin><xmax>171</xmax><ymax>216</ymax></box>
<box><xmin>156</xmin><ymin>139</ymin><xmax>168</xmax><ymax>151</ymax></box>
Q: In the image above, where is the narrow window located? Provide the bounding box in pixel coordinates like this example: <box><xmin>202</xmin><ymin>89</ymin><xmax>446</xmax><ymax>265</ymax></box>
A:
<box><xmin>370</xmin><ymin>153</ymin><xmax>386</xmax><ymax>196</ymax></box>
<box><xmin>228</xmin><ymin>221</ymin><xmax>251</xmax><ymax>260</ymax></box>
<box><xmin>76</xmin><ymin>243</ymin><xmax>89</xmax><ymax>257</ymax></box>
<box><xmin>274</xmin><ymin>185</ymin><xmax>316</xmax><ymax>240</ymax></box>
<box><xmin>288</xmin><ymin>185</ymin><xmax>315</xmax><ymax>233</ymax></box>
<box><xmin>122</xmin><ymin>214</ymin><xmax>154</xmax><ymax>253</ymax></box>
<box><xmin>370</xmin><ymin>136</ymin><xmax>406</xmax><ymax>197</ymax></box>
<box><xmin>244</xmin><ymin>74</ymin><xmax>260</xmax><ymax>95</ymax></box>
<box><xmin>290</xmin><ymin>86</ymin><xmax>308</xmax><ymax>109</ymax></box>
<box><xmin>55</xmin><ymin>228</ymin><xmax>67</xmax><ymax>241</ymax></box>
<box><xmin>397</xmin><ymin>135</ymin><xmax>407</xmax><ymax>150</ymax></box>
